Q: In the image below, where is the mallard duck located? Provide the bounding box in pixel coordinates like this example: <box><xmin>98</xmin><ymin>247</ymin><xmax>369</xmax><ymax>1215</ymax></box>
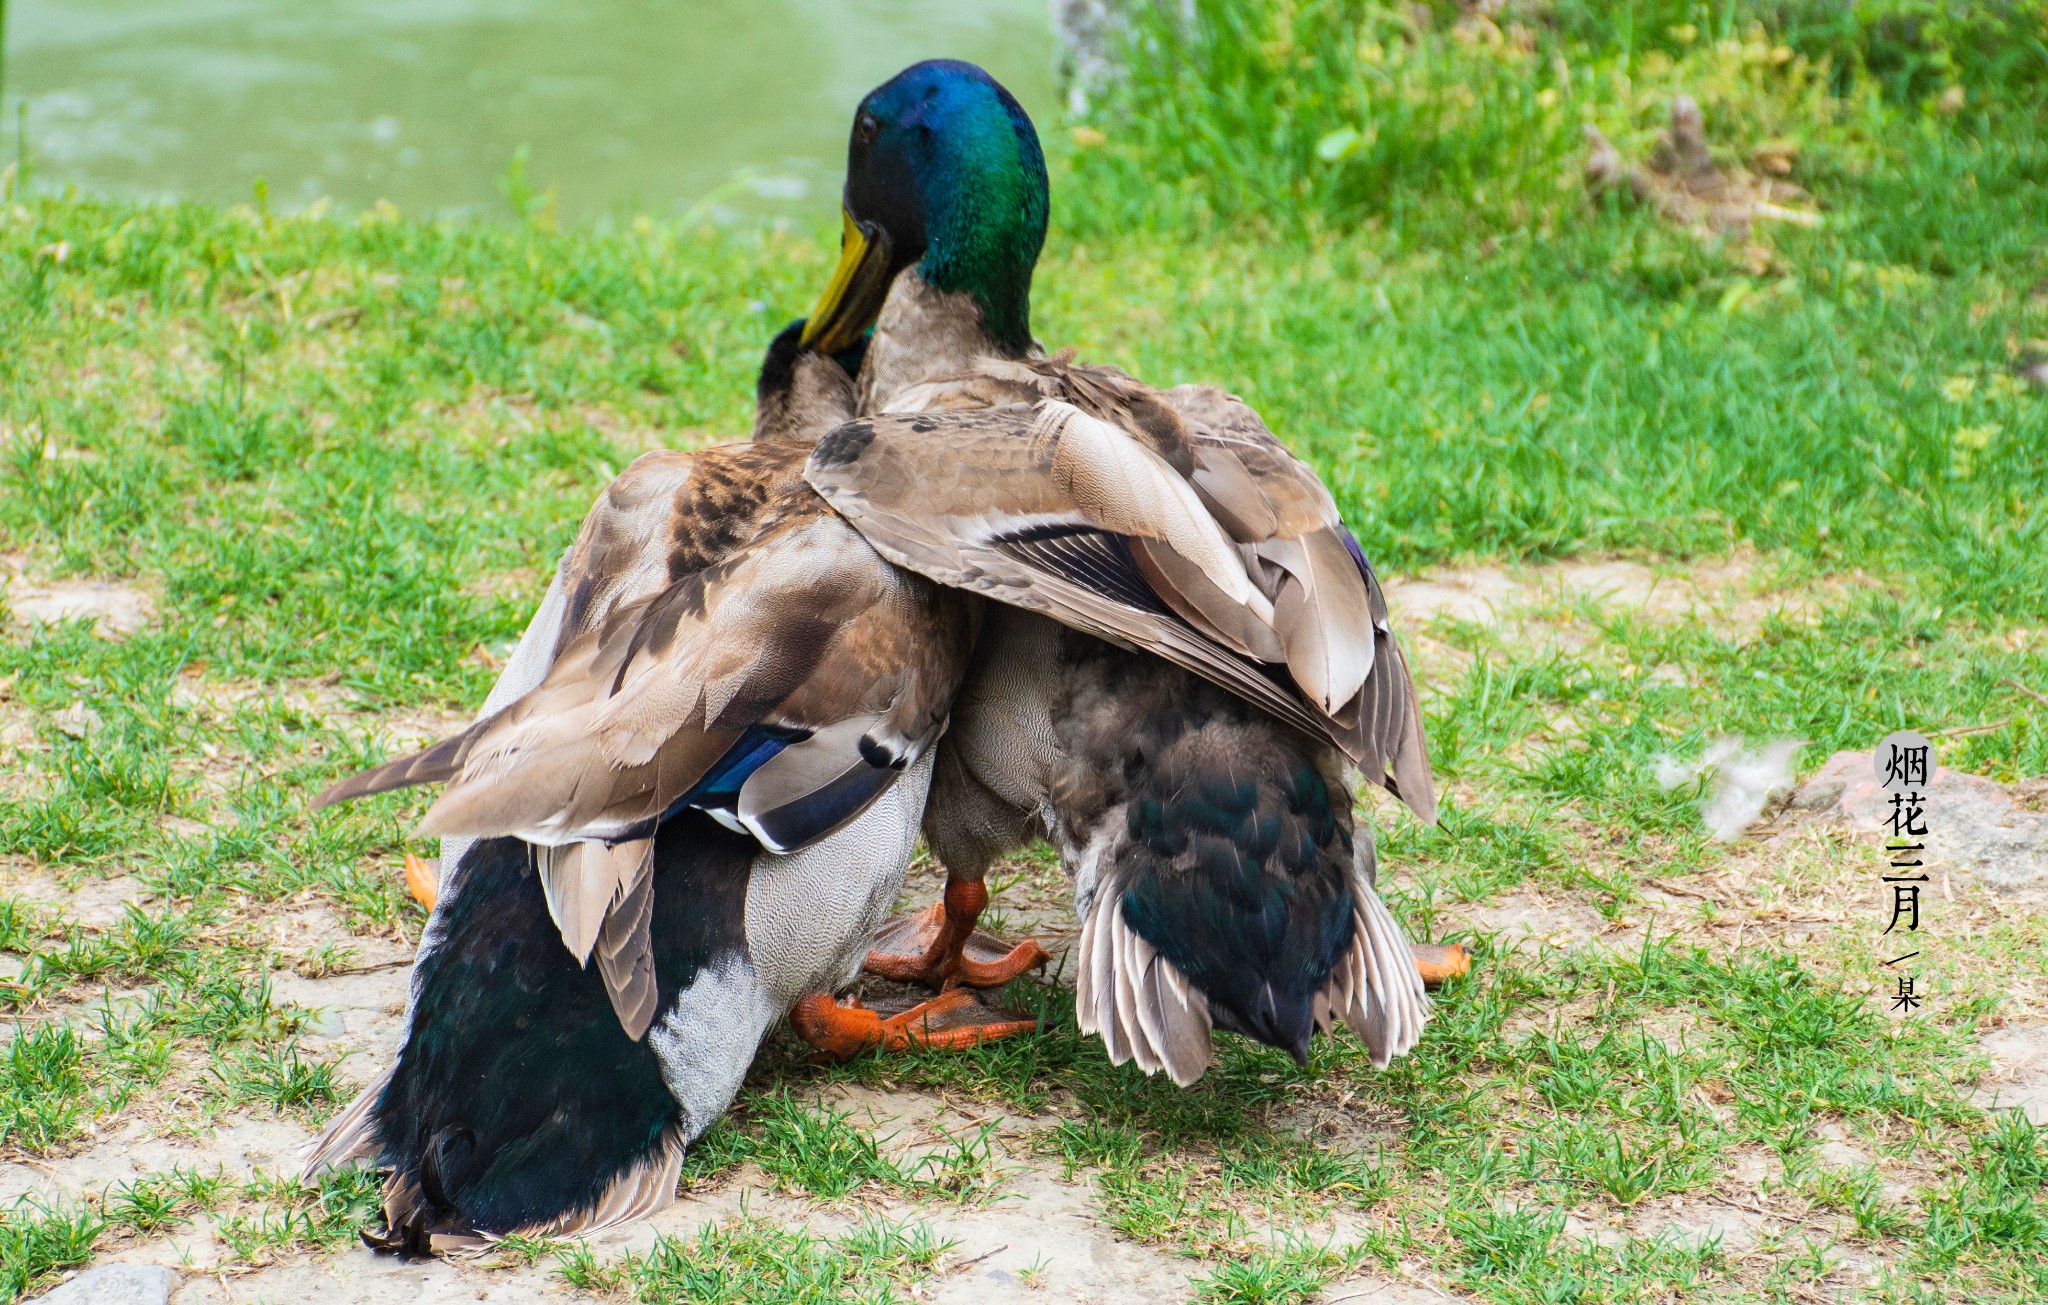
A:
<box><xmin>301</xmin><ymin>350</ymin><xmax>1035</xmax><ymax>1247</ymax></box>
<box><xmin>773</xmin><ymin>60</ymin><xmax>1462</xmax><ymax>1080</ymax></box>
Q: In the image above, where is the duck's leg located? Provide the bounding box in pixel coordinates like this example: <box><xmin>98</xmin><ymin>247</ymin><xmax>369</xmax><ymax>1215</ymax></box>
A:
<box><xmin>789</xmin><ymin>988</ymin><xmax>1037</xmax><ymax>1059</ymax></box>
<box><xmin>864</xmin><ymin>876</ymin><xmax>1050</xmax><ymax>991</ymax></box>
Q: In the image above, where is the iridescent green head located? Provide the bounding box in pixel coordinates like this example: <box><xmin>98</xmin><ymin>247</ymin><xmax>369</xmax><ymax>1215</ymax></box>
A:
<box><xmin>802</xmin><ymin>60</ymin><xmax>1048</xmax><ymax>358</ymax></box>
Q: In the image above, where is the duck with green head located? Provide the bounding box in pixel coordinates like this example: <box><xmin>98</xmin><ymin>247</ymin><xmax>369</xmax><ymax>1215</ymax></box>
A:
<box><xmin>776</xmin><ymin>59</ymin><xmax>1466</xmax><ymax>1079</ymax></box>
<box><xmin>797</xmin><ymin>58</ymin><xmax>1047</xmax><ymax>407</ymax></box>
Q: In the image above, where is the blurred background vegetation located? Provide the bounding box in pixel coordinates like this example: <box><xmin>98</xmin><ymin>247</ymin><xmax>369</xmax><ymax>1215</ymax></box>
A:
<box><xmin>1069</xmin><ymin>0</ymin><xmax>2048</xmax><ymax>238</ymax></box>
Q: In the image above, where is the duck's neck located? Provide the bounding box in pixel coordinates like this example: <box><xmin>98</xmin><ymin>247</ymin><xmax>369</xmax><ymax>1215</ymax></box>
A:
<box><xmin>858</xmin><ymin>268</ymin><xmax>1032</xmax><ymax>413</ymax></box>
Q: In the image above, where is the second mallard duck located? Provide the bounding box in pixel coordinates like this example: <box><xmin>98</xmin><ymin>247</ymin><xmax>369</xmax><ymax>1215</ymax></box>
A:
<box><xmin>778</xmin><ymin>60</ymin><xmax>1460</xmax><ymax>1080</ymax></box>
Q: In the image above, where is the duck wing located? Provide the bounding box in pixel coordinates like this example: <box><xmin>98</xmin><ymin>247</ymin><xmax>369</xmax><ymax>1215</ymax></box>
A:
<box><xmin>317</xmin><ymin>442</ymin><xmax>976</xmax><ymax>1036</ymax></box>
<box><xmin>809</xmin><ymin>402</ymin><xmax>1326</xmax><ymax>742</ymax></box>
<box><xmin>808</xmin><ymin>388</ymin><xmax>1434</xmax><ymax>824</ymax></box>
<box><xmin>1162</xmin><ymin>382</ymin><xmax>1435</xmax><ymax>824</ymax></box>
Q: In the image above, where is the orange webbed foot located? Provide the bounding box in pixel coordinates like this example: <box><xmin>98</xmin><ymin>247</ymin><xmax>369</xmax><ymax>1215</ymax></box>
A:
<box><xmin>405</xmin><ymin>853</ymin><xmax>440</xmax><ymax>911</ymax></box>
<box><xmin>789</xmin><ymin>989</ymin><xmax>1038</xmax><ymax>1060</ymax></box>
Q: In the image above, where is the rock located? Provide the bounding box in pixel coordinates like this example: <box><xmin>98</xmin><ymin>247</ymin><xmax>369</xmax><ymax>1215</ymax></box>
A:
<box><xmin>1794</xmin><ymin>751</ymin><xmax>2048</xmax><ymax>899</ymax></box>
<box><xmin>28</xmin><ymin>1264</ymin><xmax>177</xmax><ymax>1305</ymax></box>
<box><xmin>1788</xmin><ymin>777</ymin><xmax>1844</xmax><ymax>812</ymax></box>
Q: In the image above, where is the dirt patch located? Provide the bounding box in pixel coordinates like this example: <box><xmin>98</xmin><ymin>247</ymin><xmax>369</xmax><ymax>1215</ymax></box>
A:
<box><xmin>1383</xmin><ymin>553</ymin><xmax>1842</xmax><ymax>635</ymax></box>
<box><xmin>1627</xmin><ymin>1193</ymin><xmax>1776</xmax><ymax>1252</ymax></box>
<box><xmin>167</xmin><ymin>672</ymin><xmax>361</xmax><ymax>721</ymax></box>
<box><xmin>1972</xmin><ymin>1024</ymin><xmax>2048</xmax><ymax>1123</ymax></box>
<box><xmin>0</xmin><ymin>1113</ymin><xmax>313</xmax><ymax>1209</ymax></box>
<box><xmin>0</xmin><ymin>866</ymin><xmax>160</xmax><ymax>931</ymax></box>
<box><xmin>1446</xmin><ymin>893</ymin><xmax>1624</xmax><ymax>953</ymax></box>
<box><xmin>914</xmin><ymin>1162</ymin><xmax>1197</xmax><ymax>1304</ymax></box>
<box><xmin>1320</xmin><ymin>1275</ymin><xmax>1467</xmax><ymax>1304</ymax></box>
<box><xmin>1810</xmin><ymin>1120</ymin><xmax>1877</xmax><ymax>1172</ymax></box>
<box><xmin>2</xmin><ymin>566</ymin><xmax>156</xmax><ymax>640</ymax></box>
<box><xmin>157</xmin><ymin>1245</ymin><xmax>575</xmax><ymax>1303</ymax></box>
<box><xmin>273</xmin><ymin>961</ymin><xmax>414</xmax><ymax>1068</ymax></box>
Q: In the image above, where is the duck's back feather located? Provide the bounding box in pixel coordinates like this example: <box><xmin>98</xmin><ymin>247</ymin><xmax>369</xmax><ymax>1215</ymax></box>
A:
<box><xmin>806</xmin><ymin>383</ymin><xmax>1434</xmax><ymax>823</ymax></box>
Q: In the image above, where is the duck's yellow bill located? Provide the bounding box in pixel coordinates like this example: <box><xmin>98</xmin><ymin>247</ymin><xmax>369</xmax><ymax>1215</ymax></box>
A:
<box><xmin>802</xmin><ymin>208</ymin><xmax>894</xmax><ymax>355</ymax></box>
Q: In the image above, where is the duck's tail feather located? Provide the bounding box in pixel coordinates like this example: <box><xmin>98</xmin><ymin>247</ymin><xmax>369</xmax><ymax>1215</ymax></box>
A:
<box><xmin>526</xmin><ymin>1126</ymin><xmax>687</xmax><ymax>1236</ymax></box>
<box><xmin>300</xmin><ymin>1068</ymin><xmax>391</xmax><ymax>1178</ymax></box>
<box><xmin>365</xmin><ymin>1124</ymin><xmax>685</xmax><ymax>1255</ymax></box>
<box><xmin>1312</xmin><ymin>871</ymin><xmax>1428</xmax><ymax>1070</ymax></box>
<box><xmin>593</xmin><ymin>841</ymin><xmax>659</xmax><ymax>1040</ymax></box>
<box><xmin>313</xmin><ymin>730</ymin><xmax>473</xmax><ymax>809</ymax></box>
<box><xmin>1076</xmin><ymin>886</ymin><xmax>1215</xmax><ymax>1086</ymax></box>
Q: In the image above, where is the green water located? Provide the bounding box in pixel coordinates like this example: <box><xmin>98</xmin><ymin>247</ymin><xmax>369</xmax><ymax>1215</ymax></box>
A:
<box><xmin>1</xmin><ymin>0</ymin><xmax>1058</xmax><ymax>223</ymax></box>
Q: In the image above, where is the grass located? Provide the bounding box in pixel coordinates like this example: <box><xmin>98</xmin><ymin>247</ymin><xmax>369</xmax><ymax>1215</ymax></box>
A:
<box><xmin>678</xmin><ymin>1089</ymin><xmax>1008</xmax><ymax>1205</ymax></box>
<box><xmin>558</xmin><ymin>1215</ymin><xmax>954</xmax><ymax>1305</ymax></box>
<box><xmin>1</xmin><ymin>2</ymin><xmax>2046</xmax><ymax>1301</ymax></box>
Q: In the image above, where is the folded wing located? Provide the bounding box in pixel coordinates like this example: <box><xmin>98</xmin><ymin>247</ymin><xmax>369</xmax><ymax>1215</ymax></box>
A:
<box><xmin>316</xmin><ymin>444</ymin><xmax>977</xmax><ymax>1036</ymax></box>
<box><xmin>806</xmin><ymin>383</ymin><xmax>1434</xmax><ymax>824</ymax></box>
<box><xmin>1165</xmin><ymin>382</ymin><xmax>1435</xmax><ymax>823</ymax></box>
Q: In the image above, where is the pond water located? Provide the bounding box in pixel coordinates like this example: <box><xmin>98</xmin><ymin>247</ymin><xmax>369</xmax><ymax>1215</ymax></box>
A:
<box><xmin>2</xmin><ymin>0</ymin><xmax>1059</xmax><ymax>224</ymax></box>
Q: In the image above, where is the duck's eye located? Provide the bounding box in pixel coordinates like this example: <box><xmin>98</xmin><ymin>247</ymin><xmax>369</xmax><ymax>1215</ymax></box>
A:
<box><xmin>854</xmin><ymin>112</ymin><xmax>879</xmax><ymax>146</ymax></box>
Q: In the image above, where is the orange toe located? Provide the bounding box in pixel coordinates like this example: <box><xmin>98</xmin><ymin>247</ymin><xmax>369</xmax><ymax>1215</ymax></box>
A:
<box><xmin>404</xmin><ymin>853</ymin><xmax>440</xmax><ymax>911</ymax></box>
<box><xmin>1413</xmin><ymin>942</ymin><xmax>1470</xmax><ymax>988</ymax></box>
<box><xmin>789</xmin><ymin>989</ymin><xmax>1038</xmax><ymax>1061</ymax></box>
<box><xmin>790</xmin><ymin>993</ymin><xmax>887</xmax><ymax>1060</ymax></box>
<box><xmin>953</xmin><ymin>938</ymin><xmax>1052</xmax><ymax>988</ymax></box>
<box><xmin>863</xmin><ymin>887</ymin><xmax>1050</xmax><ymax>991</ymax></box>
<box><xmin>863</xmin><ymin>902</ymin><xmax>950</xmax><ymax>983</ymax></box>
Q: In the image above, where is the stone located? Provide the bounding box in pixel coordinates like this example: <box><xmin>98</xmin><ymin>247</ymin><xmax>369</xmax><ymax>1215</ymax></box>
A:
<box><xmin>28</xmin><ymin>1264</ymin><xmax>177</xmax><ymax>1305</ymax></box>
<box><xmin>1796</xmin><ymin>751</ymin><xmax>2048</xmax><ymax>899</ymax></box>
